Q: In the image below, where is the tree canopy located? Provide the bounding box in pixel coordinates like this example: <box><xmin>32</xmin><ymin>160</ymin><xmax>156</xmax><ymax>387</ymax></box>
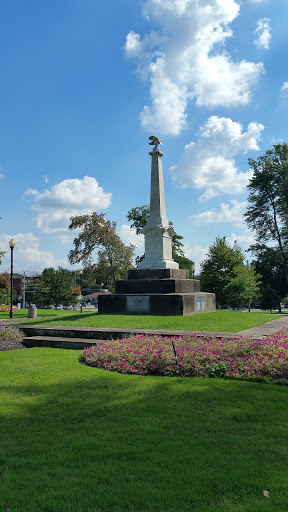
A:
<box><xmin>200</xmin><ymin>236</ymin><xmax>245</xmax><ymax>307</ymax></box>
<box><xmin>68</xmin><ymin>213</ymin><xmax>135</xmax><ymax>290</ymax></box>
<box><xmin>244</xmin><ymin>143</ymin><xmax>288</xmax><ymax>283</ymax></box>
<box><xmin>223</xmin><ymin>265</ymin><xmax>260</xmax><ymax>309</ymax></box>
<box><xmin>41</xmin><ymin>267</ymin><xmax>79</xmax><ymax>307</ymax></box>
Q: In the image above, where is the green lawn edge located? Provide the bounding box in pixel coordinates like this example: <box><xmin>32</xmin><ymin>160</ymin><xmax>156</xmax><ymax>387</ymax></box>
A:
<box><xmin>4</xmin><ymin>309</ymin><xmax>286</xmax><ymax>332</ymax></box>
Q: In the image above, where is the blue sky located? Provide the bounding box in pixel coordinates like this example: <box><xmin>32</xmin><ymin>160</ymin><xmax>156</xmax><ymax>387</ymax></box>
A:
<box><xmin>1</xmin><ymin>0</ymin><xmax>288</xmax><ymax>275</ymax></box>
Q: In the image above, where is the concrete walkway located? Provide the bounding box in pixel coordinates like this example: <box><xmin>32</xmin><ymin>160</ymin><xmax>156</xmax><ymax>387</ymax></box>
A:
<box><xmin>237</xmin><ymin>314</ymin><xmax>288</xmax><ymax>337</ymax></box>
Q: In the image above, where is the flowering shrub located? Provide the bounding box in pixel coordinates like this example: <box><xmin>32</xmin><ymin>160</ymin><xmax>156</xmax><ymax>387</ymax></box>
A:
<box><xmin>0</xmin><ymin>326</ymin><xmax>24</xmax><ymax>343</ymax></box>
<box><xmin>80</xmin><ymin>328</ymin><xmax>288</xmax><ymax>384</ymax></box>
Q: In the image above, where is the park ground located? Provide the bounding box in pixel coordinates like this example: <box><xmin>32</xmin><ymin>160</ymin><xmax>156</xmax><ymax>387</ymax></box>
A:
<box><xmin>0</xmin><ymin>310</ymin><xmax>287</xmax><ymax>511</ymax></box>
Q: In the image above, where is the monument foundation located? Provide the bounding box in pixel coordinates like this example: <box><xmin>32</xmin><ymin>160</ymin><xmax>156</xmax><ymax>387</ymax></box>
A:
<box><xmin>98</xmin><ymin>136</ymin><xmax>216</xmax><ymax>316</ymax></box>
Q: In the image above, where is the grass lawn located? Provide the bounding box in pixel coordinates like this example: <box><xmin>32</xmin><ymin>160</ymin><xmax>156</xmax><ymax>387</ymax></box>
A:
<box><xmin>9</xmin><ymin>308</ymin><xmax>285</xmax><ymax>332</ymax></box>
<box><xmin>0</xmin><ymin>347</ymin><xmax>287</xmax><ymax>511</ymax></box>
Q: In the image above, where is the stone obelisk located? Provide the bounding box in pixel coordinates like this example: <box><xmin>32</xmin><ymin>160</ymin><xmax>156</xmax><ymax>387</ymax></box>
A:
<box><xmin>97</xmin><ymin>136</ymin><xmax>216</xmax><ymax>316</ymax></box>
<box><xmin>138</xmin><ymin>136</ymin><xmax>179</xmax><ymax>269</ymax></box>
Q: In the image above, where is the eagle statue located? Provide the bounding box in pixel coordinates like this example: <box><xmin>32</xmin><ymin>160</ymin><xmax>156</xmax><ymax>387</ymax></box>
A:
<box><xmin>149</xmin><ymin>135</ymin><xmax>164</xmax><ymax>151</ymax></box>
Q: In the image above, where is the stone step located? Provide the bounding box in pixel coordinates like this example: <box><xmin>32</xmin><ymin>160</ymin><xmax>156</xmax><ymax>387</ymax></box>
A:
<box><xmin>23</xmin><ymin>336</ymin><xmax>105</xmax><ymax>350</ymax></box>
<box><xmin>115</xmin><ymin>278</ymin><xmax>200</xmax><ymax>294</ymax></box>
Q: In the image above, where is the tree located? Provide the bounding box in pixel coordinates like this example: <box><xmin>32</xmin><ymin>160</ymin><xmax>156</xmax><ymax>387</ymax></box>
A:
<box><xmin>223</xmin><ymin>265</ymin><xmax>261</xmax><ymax>310</ymax></box>
<box><xmin>39</xmin><ymin>267</ymin><xmax>79</xmax><ymax>307</ymax></box>
<box><xmin>200</xmin><ymin>236</ymin><xmax>245</xmax><ymax>307</ymax></box>
<box><xmin>260</xmin><ymin>285</ymin><xmax>281</xmax><ymax>313</ymax></box>
<box><xmin>244</xmin><ymin>143</ymin><xmax>288</xmax><ymax>284</ymax></box>
<box><xmin>252</xmin><ymin>247</ymin><xmax>288</xmax><ymax>301</ymax></box>
<box><xmin>127</xmin><ymin>205</ymin><xmax>194</xmax><ymax>272</ymax></box>
<box><xmin>68</xmin><ymin>213</ymin><xmax>135</xmax><ymax>290</ymax></box>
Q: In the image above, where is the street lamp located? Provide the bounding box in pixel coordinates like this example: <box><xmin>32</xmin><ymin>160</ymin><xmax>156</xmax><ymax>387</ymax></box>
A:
<box><xmin>101</xmin><ymin>282</ymin><xmax>104</xmax><ymax>294</ymax></box>
<box><xmin>79</xmin><ymin>270</ymin><xmax>83</xmax><ymax>312</ymax></box>
<box><xmin>192</xmin><ymin>266</ymin><xmax>196</xmax><ymax>279</ymax></box>
<box><xmin>9</xmin><ymin>239</ymin><xmax>15</xmax><ymax>319</ymax></box>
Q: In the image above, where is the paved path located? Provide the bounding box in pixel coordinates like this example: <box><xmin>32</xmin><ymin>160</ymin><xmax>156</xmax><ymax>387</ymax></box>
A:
<box><xmin>237</xmin><ymin>314</ymin><xmax>288</xmax><ymax>337</ymax></box>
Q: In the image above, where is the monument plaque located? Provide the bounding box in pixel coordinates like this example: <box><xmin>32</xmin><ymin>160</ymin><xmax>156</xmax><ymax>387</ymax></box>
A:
<box><xmin>126</xmin><ymin>296</ymin><xmax>150</xmax><ymax>313</ymax></box>
<box><xmin>195</xmin><ymin>295</ymin><xmax>207</xmax><ymax>311</ymax></box>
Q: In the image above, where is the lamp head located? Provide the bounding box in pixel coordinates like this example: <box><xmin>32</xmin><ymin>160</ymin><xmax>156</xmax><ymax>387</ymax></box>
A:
<box><xmin>9</xmin><ymin>238</ymin><xmax>15</xmax><ymax>249</ymax></box>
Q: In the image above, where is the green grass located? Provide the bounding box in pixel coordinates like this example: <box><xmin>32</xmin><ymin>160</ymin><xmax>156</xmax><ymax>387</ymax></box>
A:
<box><xmin>0</xmin><ymin>308</ymin><xmax>76</xmax><ymax>320</ymax></box>
<box><xmin>14</xmin><ymin>309</ymin><xmax>285</xmax><ymax>332</ymax></box>
<box><xmin>0</xmin><ymin>348</ymin><xmax>287</xmax><ymax>511</ymax></box>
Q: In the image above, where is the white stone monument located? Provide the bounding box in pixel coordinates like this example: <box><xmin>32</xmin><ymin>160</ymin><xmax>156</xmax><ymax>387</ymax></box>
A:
<box><xmin>138</xmin><ymin>136</ymin><xmax>179</xmax><ymax>270</ymax></box>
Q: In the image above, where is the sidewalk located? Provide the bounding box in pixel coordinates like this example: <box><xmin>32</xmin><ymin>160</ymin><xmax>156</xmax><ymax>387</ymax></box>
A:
<box><xmin>237</xmin><ymin>314</ymin><xmax>288</xmax><ymax>337</ymax></box>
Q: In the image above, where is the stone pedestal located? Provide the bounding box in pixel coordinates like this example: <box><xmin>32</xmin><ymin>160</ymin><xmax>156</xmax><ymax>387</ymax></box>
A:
<box><xmin>98</xmin><ymin>269</ymin><xmax>216</xmax><ymax>316</ymax></box>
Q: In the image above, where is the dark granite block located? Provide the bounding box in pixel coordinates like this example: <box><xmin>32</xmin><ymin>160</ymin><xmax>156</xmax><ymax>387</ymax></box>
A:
<box><xmin>127</xmin><ymin>268</ymin><xmax>189</xmax><ymax>280</ymax></box>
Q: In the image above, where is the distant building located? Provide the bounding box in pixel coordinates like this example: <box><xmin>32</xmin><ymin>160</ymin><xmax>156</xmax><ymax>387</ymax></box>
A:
<box><xmin>83</xmin><ymin>290</ymin><xmax>111</xmax><ymax>305</ymax></box>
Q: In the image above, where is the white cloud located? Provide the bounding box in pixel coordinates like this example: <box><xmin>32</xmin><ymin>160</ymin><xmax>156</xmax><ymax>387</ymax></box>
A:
<box><xmin>25</xmin><ymin>176</ymin><xmax>112</xmax><ymax>234</ymax></box>
<box><xmin>193</xmin><ymin>200</ymin><xmax>247</xmax><ymax>227</ymax></box>
<box><xmin>183</xmin><ymin>243</ymin><xmax>209</xmax><ymax>273</ymax></box>
<box><xmin>170</xmin><ymin>116</ymin><xmax>264</xmax><ymax>198</ymax></box>
<box><xmin>254</xmin><ymin>18</ymin><xmax>271</xmax><ymax>50</ymax></box>
<box><xmin>125</xmin><ymin>0</ymin><xmax>264</xmax><ymax>135</ymax></box>
<box><xmin>0</xmin><ymin>233</ymin><xmax>67</xmax><ymax>273</ymax></box>
<box><xmin>125</xmin><ymin>31</ymin><xmax>142</xmax><ymax>55</ymax></box>
<box><xmin>118</xmin><ymin>225</ymin><xmax>144</xmax><ymax>252</ymax></box>
<box><xmin>227</xmin><ymin>229</ymin><xmax>256</xmax><ymax>249</ymax></box>
<box><xmin>281</xmin><ymin>82</ymin><xmax>288</xmax><ymax>95</ymax></box>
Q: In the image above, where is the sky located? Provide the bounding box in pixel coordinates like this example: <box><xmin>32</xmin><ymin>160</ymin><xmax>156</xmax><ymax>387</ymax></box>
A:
<box><xmin>1</xmin><ymin>0</ymin><xmax>288</xmax><ymax>276</ymax></box>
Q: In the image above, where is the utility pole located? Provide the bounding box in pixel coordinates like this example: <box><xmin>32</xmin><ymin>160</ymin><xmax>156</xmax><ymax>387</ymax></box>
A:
<box><xmin>22</xmin><ymin>272</ymin><xmax>26</xmax><ymax>309</ymax></box>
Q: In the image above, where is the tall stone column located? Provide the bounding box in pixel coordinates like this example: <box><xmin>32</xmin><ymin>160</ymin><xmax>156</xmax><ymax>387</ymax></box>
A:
<box><xmin>137</xmin><ymin>136</ymin><xmax>179</xmax><ymax>270</ymax></box>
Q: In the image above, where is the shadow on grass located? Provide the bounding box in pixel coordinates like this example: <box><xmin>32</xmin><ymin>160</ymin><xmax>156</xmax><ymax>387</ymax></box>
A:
<box><xmin>0</xmin><ymin>348</ymin><xmax>287</xmax><ymax>511</ymax></box>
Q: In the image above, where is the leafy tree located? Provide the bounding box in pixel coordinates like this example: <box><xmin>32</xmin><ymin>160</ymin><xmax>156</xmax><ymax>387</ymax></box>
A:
<box><xmin>244</xmin><ymin>143</ymin><xmax>288</xmax><ymax>284</ymax></box>
<box><xmin>40</xmin><ymin>267</ymin><xmax>79</xmax><ymax>307</ymax></box>
<box><xmin>0</xmin><ymin>273</ymin><xmax>9</xmax><ymax>290</ymax></box>
<box><xmin>260</xmin><ymin>285</ymin><xmax>281</xmax><ymax>313</ymax></box>
<box><xmin>200</xmin><ymin>236</ymin><xmax>245</xmax><ymax>307</ymax></box>
<box><xmin>68</xmin><ymin>213</ymin><xmax>135</xmax><ymax>290</ymax></box>
<box><xmin>127</xmin><ymin>205</ymin><xmax>194</xmax><ymax>270</ymax></box>
<box><xmin>223</xmin><ymin>265</ymin><xmax>261</xmax><ymax>310</ymax></box>
<box><xmin>252</xmin><ymin>247</ymin><xmax>288</xmax><ymax>301</ymax></box>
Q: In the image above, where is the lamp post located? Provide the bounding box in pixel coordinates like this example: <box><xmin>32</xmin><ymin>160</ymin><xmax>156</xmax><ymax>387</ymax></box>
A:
<box><xmin>101</xmin><ymin>282</ymin><xmax>104</xmax><ymax>295</ymax></box>
<box><xmin>192</xmin><ymin>266</ymin><xmax>196</xmax><ymax>279</ymax></box>
<box><xmin>79</xmin><ymin>270</ymin><xmax>83</xmax><ymax>313</ymax></box>
<box><xmin>9</xmin><ymin>239</ymin><xmax>15</xmax><ymax>319</ymax></box>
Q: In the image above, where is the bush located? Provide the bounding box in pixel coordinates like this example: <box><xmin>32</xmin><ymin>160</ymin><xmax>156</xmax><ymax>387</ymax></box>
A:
<box><xmin>0</xmin><ymin>326</ymin><xmax>24</xmax><ymax>343</ymax></box>
<box><xmin>80</xmin><ymin>329</ymin><xmax>288</xmax><ymax>384</ymax></box>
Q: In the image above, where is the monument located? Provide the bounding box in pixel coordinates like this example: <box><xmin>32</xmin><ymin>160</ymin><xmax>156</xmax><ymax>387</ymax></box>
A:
<box><xmin>98</xmin><ymin>136</ymin><xmax>216</xmax><ymax>315</ymax></box>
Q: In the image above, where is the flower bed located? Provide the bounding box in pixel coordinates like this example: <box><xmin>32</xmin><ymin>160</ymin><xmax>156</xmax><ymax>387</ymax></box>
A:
<box><xmin>0</xmin><ymin>326</ymin><xmax>25</xmax><ymax>351</ymax></box>
<box><xmin>80</xmin><ymin>329</ymin><xmax>288</xmax><ymax>384</ymax></box>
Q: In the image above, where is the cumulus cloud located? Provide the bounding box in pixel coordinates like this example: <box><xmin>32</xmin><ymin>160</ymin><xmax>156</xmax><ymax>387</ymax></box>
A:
<box><xmin>0</xmin><ymin>233</ymin><xmax>68</xmax><ymax>273</ymax></box>
<box><xmin>118</xmin><ymin>225</ymin><xmax>144</xmax><ymax>251</ymax></box>
<box><xmin>25</xmin><ymin>176</ymin><xmax>112</xmax><ymax>234</ymax></box>
<box><xmin>125</xmin><ymin>0</ymin><xmax>264</xmax><ymax>135</ymax></box>
<box><xmin>281</xmin><ymin>82</ymin><xmax>288</xmax><ymax>95</ymax></box>
<box><xmin>254</xmin><ymin>18</ymin><xmax>271</xmax><ymax>49</ymax></box>
<box><xmin>227</xmin><ymin>229</ymin><xmax>255</xmax><ymax>249</ymax></box>
<box><xmin>183</xmin><ymin>243</ymin><xmax>209</xmax><ymax>273</ymax></box>
<box><xmin>193</xmin><ymin>200</ymin><xmax>247</xmax><ymax>227</ymax></box>
<box><xmin>170</xmin><ymin>116</ymin><xmax>264</xmax><ymax>198</ymax></box>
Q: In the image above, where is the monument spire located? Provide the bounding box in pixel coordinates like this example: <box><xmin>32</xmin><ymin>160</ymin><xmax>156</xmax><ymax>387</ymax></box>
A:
<box><xmin>137</xmin><ymin>136</ymin><xmax>179</xmax><ymax>269</ymax></box>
